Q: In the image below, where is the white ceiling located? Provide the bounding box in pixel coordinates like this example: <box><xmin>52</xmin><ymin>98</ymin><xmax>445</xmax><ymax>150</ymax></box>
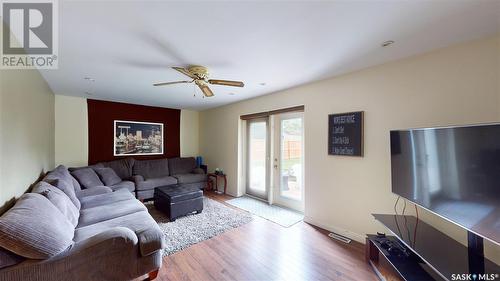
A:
<box><xmin>40</xmin><ymin>0</ymin><xmax>500</xmax><ymax>110</ymax></box>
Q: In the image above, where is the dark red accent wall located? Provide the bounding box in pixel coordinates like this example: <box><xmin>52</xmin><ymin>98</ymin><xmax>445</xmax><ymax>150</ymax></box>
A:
<box><xmin>87</xmin><ymin>99</ymin><xmax>180</xmax><ymax>164</ymax></box>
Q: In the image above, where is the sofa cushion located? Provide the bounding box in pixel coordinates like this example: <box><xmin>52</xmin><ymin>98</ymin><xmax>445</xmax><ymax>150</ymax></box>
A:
<box><xmin>71</xmin><ymin>168</ymin><xmax>104</xmax><ymax>189</ymax></box>
<box><xmin>68</xmin><ymin>163</ymin><xmax>104</xmax><ymax>191</ymax></box>
<box><xmin>79</xmin><ymin>189</ymin><xmax>135</xmax><ymax>209</ymax></box>
<box><xmin>110</xmin><ymin>180</ymin><xmax>135</xmax><ymax>192</ymax></box>
<box><xmin>173</xmin><ymin>173</ymin><xmax>207</xmax><ymax>184</ymax></box>
<box><xmin>71</xmin><ymin>177</ymin><xmax>82</xmax><ymax>191</ymax></box>
<box><xmin>94</xmin><ymin>167</ymin><xmax>122</xmax><ymax>186</ymax></box>
<box><xmin>32</xmin><ymin>181</ymin><xmax>79</xmax><ymax>227</ymax></box>
<box><xmin>75</xmin><ymin>186</ymin><xmax>113</xmax><ymax>199</ymax></box>
<box><xmin>136</xmin><ymin>176</ymin><xmax>177</xmax><ymax>191</ymax></box>
<box><xmin>43</xmin><ymin>165</ymin><xmax>81</xmax><ymax>210</ymax></box>
<box><xmin>192</xmin><ymin>167</ymin><xmax>205</xmax><ymax>174</ymax></box>
<box><xmin>136</xmin><ymin>189</ymin><xmax>155</xmax><ymax>201</ymax></box>
<box><xmin>101</xmin><ymin>158</ymin><xmax>135</xmax><ymax>180</ymax></box>
<box><xmin>73</xmin><ymin>211</ymin><xmax>164</xmax><ymax>257</ymax></box>
<box><xmin>47</xmin><ymin>165</ymin><xmax>76</xmax><ymax>186</ymax></box>
<box><xmin>168</xmin><ymin>157</ymin><xmax>196</xmax><ymax>175</ymax></box>
<box><xmin>77</xmin><ymin>199</ymin><xmax>147</xmax><ymax>228</ymax></box>
<box><xmin>0</xmin><ymin>193</ymin><xmax>74</xmax><ymax>259</ymax></box>
<box><xmin>133</xmin><ymin>158</ymin><xmax>169</xmax><ymax>179</ymax></box>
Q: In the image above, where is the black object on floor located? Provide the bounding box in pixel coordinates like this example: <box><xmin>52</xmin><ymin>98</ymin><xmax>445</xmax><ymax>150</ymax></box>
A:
<box><xmin>154</xmin><ymin>184</ymin><xmax>203</xmax><ymax>221</ymax></box>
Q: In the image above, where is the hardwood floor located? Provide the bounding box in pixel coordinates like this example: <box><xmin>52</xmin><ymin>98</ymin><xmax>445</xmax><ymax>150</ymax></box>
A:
<box><xmin>151</xmin><ymin>192</ymin><xmax>377</xmax><ymax>281</ymax></box>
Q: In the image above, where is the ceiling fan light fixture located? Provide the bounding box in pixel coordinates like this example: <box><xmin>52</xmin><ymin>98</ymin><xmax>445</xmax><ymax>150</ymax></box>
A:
<box><xmin>187</xmin><ymin>65</ymin><xmax>209</xmax><ymax>80</ymax></box>
<box><xmin>194</xmin><ymin>79</ymin><xmax>207</xmax><ymax>86</ymax></box>
<box><xmin>153</xmin><ymin>65</ymin><xmax>244</xmax><ymax>98</ymax></box>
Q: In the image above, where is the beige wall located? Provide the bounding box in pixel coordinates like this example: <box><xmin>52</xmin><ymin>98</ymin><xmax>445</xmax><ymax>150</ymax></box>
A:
<box><xmin>55</xmin><ymin>95</ymin><xmax>89</xmax><ymax>167</ymax></box>
<box><xmin>199</xmin><ymin>36</ymin><xmax>500</xmax><ymax>261</ymax></box>
<box><xmin>0</xmin><ymin>69</ymin><xmax>55</xmax><ymax>212</ymax></box>
<box><xmin>180</xmin><ymin>110</ymin><xmax>200</xmax><ymax>157</ymax></box>
<box><xmin>54</xmin><ymin>96</ymin><xmax>200</xmax><ymax>165</ymax></box>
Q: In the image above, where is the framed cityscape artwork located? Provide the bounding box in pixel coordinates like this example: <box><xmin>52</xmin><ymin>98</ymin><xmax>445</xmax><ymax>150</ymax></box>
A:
<box><xmin>114</xmin><ymin>120</ymin><xmax>164</xmax><ymax>156</ymax></box>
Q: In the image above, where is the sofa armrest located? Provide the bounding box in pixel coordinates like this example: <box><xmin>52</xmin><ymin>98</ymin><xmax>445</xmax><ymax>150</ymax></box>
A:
<box><xmin>71</xmin><ymin>227</ymin><xmax>163</xmax><ymax>258</ymax></box>
<box><xmin>69</xmin><ymin>227</ymin><xmax>138</xmax><ymax>254</ymax></box>
<box><xmin>132</xmin><ymin>175</ymin><xmax>145</xmax><ymax>183</ymax></box>
<box><xmin>192</xmin><ymin>168</ymin><xmax>205</xmax><ymax>174</ymax></box>
<box><xmin>137</xmin><ymin>226</ymin><xmax>165</xmax><ymax>256</ymax></box>
<box><xmin>75</xmin><ymin>186</ymin><xmax>112</xmax><ymax>198</ymax></box>
<box><xmin>0</xmin><ymin>228</ymin><xmax>161</xmax><ymax>281</ymax></box>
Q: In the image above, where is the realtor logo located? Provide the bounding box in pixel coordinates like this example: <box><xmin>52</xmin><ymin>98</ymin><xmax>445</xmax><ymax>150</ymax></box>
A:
<box><xmin>1</xmin><ymin>0</ymin><xmax>58</xmax><ymax>69</ymax></box>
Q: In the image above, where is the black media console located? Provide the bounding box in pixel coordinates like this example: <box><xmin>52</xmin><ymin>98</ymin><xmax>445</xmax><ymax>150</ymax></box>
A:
<box><xmin>366</xmin><ymin>214</ymin><xmax>499</xmax><ymax>281</ymax></box>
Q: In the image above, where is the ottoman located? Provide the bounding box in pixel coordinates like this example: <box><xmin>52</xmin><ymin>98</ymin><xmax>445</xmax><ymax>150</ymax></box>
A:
<box><xmin>154</xmin><ymin>184</ymin><xmax>204</xmax><ymax>221</ymax></box>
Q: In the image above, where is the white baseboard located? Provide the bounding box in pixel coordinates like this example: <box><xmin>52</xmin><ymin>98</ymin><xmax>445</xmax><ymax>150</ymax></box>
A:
<box><xmin>303</xmin><ymin>216</ymin><xmax>366</xmax><ymax>244</ymax></box>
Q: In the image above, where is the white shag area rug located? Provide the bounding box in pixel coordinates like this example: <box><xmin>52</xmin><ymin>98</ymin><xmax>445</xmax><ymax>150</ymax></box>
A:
<box><xmin>146</xmin><ymin>197</ymin><xmax>253</xmax><ymax>256</ymax></box>
<box><xmin>226</xmin><ymin>196</ymin><xmax>303</xmax><ymax>227</ymax></box>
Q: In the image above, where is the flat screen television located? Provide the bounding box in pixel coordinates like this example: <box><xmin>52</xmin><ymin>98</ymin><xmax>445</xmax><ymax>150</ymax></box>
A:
<box><xmin>390</xmin><ymin>123</ymin><xmax>500</xmax><ymax>245</ymax></box>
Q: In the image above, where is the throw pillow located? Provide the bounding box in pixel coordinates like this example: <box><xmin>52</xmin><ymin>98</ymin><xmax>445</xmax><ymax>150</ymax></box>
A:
<box><xmin>71</xmin><ymin>168</ymin><xmax>104</xmax><ymax>189</ymax></box>
<box><xmin>94</xmin><ymin>167</ymin><xmax>122</xmax><ymax>186</ymax></box>
<box><xmin>101</xmin><ymin>158</ymin><xmax>135</xmax><ymax>179</ymax></box>
<box><xmin>43</xmin><ymin>165</ymin><xmax>81</xmax><ymax>210</ymax></box>
<box><xmin>0</xmin><ymin>193</ymin><xmax>74</xmax><ymax>259</ymax></box>
<box><xmin>32</xmin><ymin>181</ymin><xmax>79</xmax><ymax>227</ymax></box>
<box><xmin>168</xmin><ymin>157</ymin><xmax>196</xmax><ymax>175</ymax></box>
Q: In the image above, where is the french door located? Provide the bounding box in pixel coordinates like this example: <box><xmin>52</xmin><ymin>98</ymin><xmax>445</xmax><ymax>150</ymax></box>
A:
<box><xmin>245</xmin><ymin>112</ymin><xmax>304</xmax><ymax>211</ymax></box>
<box><xmin>246</xmin><ymin>118</ymin><xmax>270</xmax><ymax>200</ymax></box>
<box><xmin>272</xmin><ymin>112</ymin><xmax>304</xmax><ymax>211</ymax></box>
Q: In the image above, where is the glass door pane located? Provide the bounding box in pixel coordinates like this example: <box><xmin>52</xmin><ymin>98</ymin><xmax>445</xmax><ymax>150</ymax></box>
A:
<box><xmin>246</xmin><ymin>119</ymin><xmax>269</xmax><ymax>199</ymax></box>
<box><xmin>279</xmin><ymin>115</ymin><xmax>303</xmax><ymax>201</ymax></box>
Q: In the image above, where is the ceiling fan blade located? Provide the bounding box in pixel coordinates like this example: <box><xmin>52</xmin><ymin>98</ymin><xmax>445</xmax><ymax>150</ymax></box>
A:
<box><xmin>153</xmin><ymin>80</ymin><xmax>192</xmax><ymax>86</ymax></box>
<box><xmin>172</xmin><ymin>67</ymin><xmax>196</xmax><ymax>79</ymax></box>
<box><xmin>208</xmin><ymin>79</ymin><xmax>244</xmax><ymax>87</ymax></box>
<box><xmin>197</xmin><ymin>83</ymin><xmax>214</xmax><ymax>97</ymax></box>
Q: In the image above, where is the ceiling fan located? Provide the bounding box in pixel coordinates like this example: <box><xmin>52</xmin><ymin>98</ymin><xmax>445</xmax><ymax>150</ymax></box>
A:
<box><xmin>153</xmin><ymin>65</ymin><xmax>244</xmax><ymax>97</ymax></box>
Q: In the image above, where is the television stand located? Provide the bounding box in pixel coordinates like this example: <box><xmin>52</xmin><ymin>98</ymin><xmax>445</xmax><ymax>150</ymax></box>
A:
<box><xmin>368</xmin><ymin>214</ymin><xmax>499</xmax><ymax>281</ymax></box>
<box><xmin>468</xmin><ymin>231</ymin><xmax>485</xmax><ymax>274</ymax></box>
<box><xmin>366</xmin><ymin>234</ymin><xmax>440</xmax><ymax>281</ymax></box>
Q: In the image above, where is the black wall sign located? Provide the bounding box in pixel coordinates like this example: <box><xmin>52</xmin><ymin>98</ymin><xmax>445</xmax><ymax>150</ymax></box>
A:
<box><xmin>328</xmin><ymin>111</ymin><xmax>364</xmax><ymax>156</ymax></box>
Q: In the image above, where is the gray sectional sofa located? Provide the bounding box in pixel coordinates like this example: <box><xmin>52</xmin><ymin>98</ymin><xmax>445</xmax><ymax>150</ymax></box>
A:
<box><xmin>134</xmin><ymin>157</ymin><xmax>206</xmax><ymax>200</ymax></box>
<box><xmin>0</xmin><ymin>156</ymin><xmax>206</xmax><ymax>280</ymax></box>
<box><xmin>0</xmin><ymin>165</ymin><xmax>165</xmax><ymax>281</ymax></box>
<box><xmin>70</xmin><ymin>157</ymin><xmax>207</xmax><ymax>200</ymax></box>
